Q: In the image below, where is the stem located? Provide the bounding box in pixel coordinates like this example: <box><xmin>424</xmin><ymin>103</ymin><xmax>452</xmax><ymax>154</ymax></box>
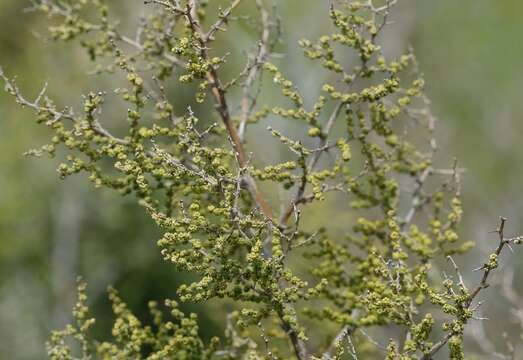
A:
<box><xmin>185</xmin><ymin>0</ymin><xmax>274</xmax><ymax>220</ymax></box>
<box><xmin>422</xmin><ymin>217</ymin><xmax>514</xmax><ymax>359</ymax></box>
<box><xmin>239</xmin><ymin>0</ymin><xmax>271</xmax><ymax>141</ymax></box>
<box><xmin>279</xmin><ymin>102</ymin><xmax>343</xmax><ymax>226</ymax></box>
<box><xmin>277</xmin><ymin>310</ymin><xmax>308</xmax><ymax>360</ymax></box>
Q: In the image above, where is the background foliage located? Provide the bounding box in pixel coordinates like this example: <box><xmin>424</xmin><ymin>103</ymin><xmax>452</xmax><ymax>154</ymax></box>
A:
<box><xmin>1</xmin><ymin>1</ymin><xmax>522</xmax><ymax>358</ymax></box>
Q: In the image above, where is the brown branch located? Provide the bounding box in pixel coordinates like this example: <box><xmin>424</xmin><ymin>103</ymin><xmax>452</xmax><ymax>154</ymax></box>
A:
<box><xmin>182</xmin><ymin>0</ymin><xmax>274</xmax><ymax>220</ymax></box>
<box><xmin>204</xmin><ymin>0</ymin><xmax>243</xmax><ymax>41</ymax></box>
<box><xmin>279</xmin><ymin>102</ymin><xmax>344</xmax><ymax>226</ymax></box>
<box><xmin>422</xmin><ymin>217</ymin><xmax>522</xmax><ymax>359</ymax></box>
<box><xmin>467</xmin><ymin>217</ymin><xmax>507</xmax><ymax>304</ymax></box>
<box><xmin>421</xmin><ymin>332</ymin><xmax>452</xmax><ymax>360</ymax></box>
<box><xmin>146</xmin><ymin>3</ymin><xmax>309</xmax><ymax>357</ymax></box>
<box><xmin>277</xmin><ymin>310</ymin><xmax>308</xmax><ymax>360</ymax></box>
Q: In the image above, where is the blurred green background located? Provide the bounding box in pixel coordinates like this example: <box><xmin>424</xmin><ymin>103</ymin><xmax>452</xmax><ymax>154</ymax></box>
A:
<box><xmin>1</xmin><ymin>1</ymin><xmax>522</xmax><ymax>358</ymax></box>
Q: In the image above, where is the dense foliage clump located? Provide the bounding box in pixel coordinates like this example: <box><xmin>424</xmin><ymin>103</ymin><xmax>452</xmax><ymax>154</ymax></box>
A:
<box><xmin>2</xmin><ymin>0</ymin><xmax>522</xmax><ymax>359</ymax></box>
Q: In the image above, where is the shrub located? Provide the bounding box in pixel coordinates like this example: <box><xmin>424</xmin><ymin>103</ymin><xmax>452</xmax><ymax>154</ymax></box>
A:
<box><xmin>2</xmin><ymin>0</ymin><xmax>521</xmax><ymax>359</ymax></box>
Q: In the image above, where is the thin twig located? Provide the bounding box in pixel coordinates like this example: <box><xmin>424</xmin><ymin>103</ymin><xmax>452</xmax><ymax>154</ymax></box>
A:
<box><xmin>238</xmin><ymin>0</ymin><xmax>271</xmax><ymax>141</ymax></box>
<box><xmin>279</xmin><ymin>102</ymin><xmax>344</xmax><ymax>226</ymax></box>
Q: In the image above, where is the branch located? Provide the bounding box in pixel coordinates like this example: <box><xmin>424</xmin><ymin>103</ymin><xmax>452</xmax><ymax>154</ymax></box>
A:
<box><xmin>422</xmin><ymin>217</ymin><xmax>523</xmax><ymax>359</ymax></box>
<box><xmin>181</xmin><ymin>0</ymin><xmax>274</xmax><ymax>220</ymax></box>
<box><xmin>238</xmin><ymin>0</ymin><xmax>271</xmax><ymax>141</ymax></box>
<box><xmin>467</xmin><ymin>217</ymin><xmax>507</xmax><ymax>303</ymax></box>
<box><xmin>277</xmin><ymin>310</ymin><xmax>308</xmax><ymax>360</ymax></box>
<box><xmin>111</xmin><ymin>30</ymin><xmax>186</xmax><ymax>68</ymax></box>
<box><xmin>323</xmin><ymin>325</ymin><xmax>352</xmax><ymax>359</ymax></box>
<box><xmin>0</xmin><ymin>68</ymin><xmax>128</xmax><ymax>145</ymax></box>
<box><xmin>279</xmin><ymin>102</ymin><xmax>344</xmax><ymax>226</ymax></box>
<box><xmin>204</xmin><ymin>0</ymin><xmax>243</xmax><ymax>41</ymax></box>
